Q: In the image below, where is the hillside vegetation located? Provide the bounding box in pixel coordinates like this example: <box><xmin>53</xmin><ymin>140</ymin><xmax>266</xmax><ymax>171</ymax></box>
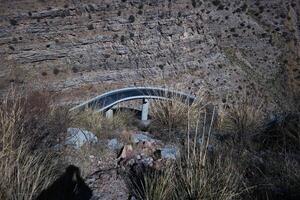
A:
<box><xmin>0</xmin><ymin>88</ymin><xmax>299</xmax><ymax>199</ymax></box>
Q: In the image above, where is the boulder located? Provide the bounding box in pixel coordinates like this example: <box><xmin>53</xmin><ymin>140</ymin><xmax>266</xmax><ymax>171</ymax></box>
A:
<box><xmin>132</xmin><ymin>132</ymin><xmax>156</xmax><ymax>144</ymax></box>
<box><xmin>66</xmin><ymin>128</ymin><xmax>98</xmax><ymax>149</ymax></box>
<box><xmin>107</xmin><ymin>138</ymin><xmax>123</xmax><ymax>150</ymax></box>
<box><xmin>160</xmin><ymin>146</ymin><xmax>179</xmax><ymax>160</ymax></box>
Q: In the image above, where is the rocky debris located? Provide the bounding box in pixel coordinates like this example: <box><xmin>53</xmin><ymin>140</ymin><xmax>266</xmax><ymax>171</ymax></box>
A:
<box><xmin>116</xmin><ymin>132</ymin><xmax>177</xmax><ymax>169</ymax></box>
<box><xmin>160</xmin><ymin>146</ymin><xmax>179</xmax><ymax>160</ymax></box>
<box><xmin>66</xmin><ymin>128</ymin><xmax>98</xmax><ymax>149</ymax></box>
<box><xmin>107</xmin><ymin>138</ymin><xmax>123</xmax><ymax>151</ymax></box>
<box><xmin>86</xmin><ymin>169</ymin><xmax>128</xmax><ymax>200</ymax></box>
<box><xmin>131</xmin><ymin>131</ymin><xmax>157</xmax><ymax>144</ymax></box>
<box><xmin>64</xmin><ymin>128</ymin><xmax>216</xmax><ymax>199</ymax></box>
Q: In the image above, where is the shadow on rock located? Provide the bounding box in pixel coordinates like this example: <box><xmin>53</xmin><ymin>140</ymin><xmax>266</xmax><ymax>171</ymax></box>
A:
<box><xmin>36</xmin><ymin>165</ymin><xmax>92</xmax><ymax>200</ymax></box>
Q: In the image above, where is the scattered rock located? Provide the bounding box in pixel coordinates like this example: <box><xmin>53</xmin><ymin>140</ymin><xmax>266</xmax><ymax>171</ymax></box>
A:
<box><xmin>66</xmin><ymin>128</ymin><xmax>98</xmax><ymax>149</ymax></box>
<box><xmin>137</xmin><ymin>119</ymin><xmax>152</xmax><ymax>130</ymax></box>
<box><xmin>107</xmin><ymin>138</ymin><xmax>123</xmax><ymax>150</ymax></box>
<box><xmin>132</xmin><ymin>132</ymin><xmax>156</xmax><ymax>144</ymax></box>
<box><xmin>160</xmin><ymin>146</ymin><xmax>179</xmax><ymax>160</ymax></box>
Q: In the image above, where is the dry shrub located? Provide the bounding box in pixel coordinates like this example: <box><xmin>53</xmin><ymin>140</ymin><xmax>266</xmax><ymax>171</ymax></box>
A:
<box><xmin>261</xmin><ymin>155</ymin><xmax>300</xmax><ymax>199</ymax></box>
<box><xmin>126</xmin><ymin>165</ymin><xmax>174</xmax><ymax>200</ymax></box>
<box><xmin>71</xmin><ymin>108</ymin><xmax>135</xmax><ymax>140</ymax></box>
<box><xmin>257</xmin><ymin>113</ymin><xmax>300</xmax><ymax>151</ymax></box>
<box><xmin>149</xmin><ymin>90</ymin><xmax>208</xmax><ymax>139</ymax></box>
<box><xmin>217</xmin><ymin>99</ymin><xmax>264</xmax><ymax>148</ymax></box>
<box><xmin>174</xmin><ymin>151</ymin><xmax>243</xmax><ymax>200</ymax></box>
<box><xmin>239</xmin><ymin>151</ymin><xmax>300</xmax><ymax>200</ymax></box>
<box><xmin>150</xmin><ymin>99</ymin><xmax>189</xmax><ymax>133</ymax></box>
<box><xmin>126</xmin><ymin>106</ymin><xmax>244</xmax><ymax>200</ymax></box>
<box><xmin>174</xmin><ymin>108</ymin><xmax>244</xmax><ymax>200</ymax></box>
<box><xmin>0</xmin><ymin>88</ymin><xmax>63</xmax><ymax>200</ymax></box>
<box><xmin>0</xmin><ymin>142</ymin><xmax>59</xmax><ymax>200</ymax></box>
<box><xmin>17</xmin><ymin>90</ymin><xmax>70</xmax><ymax>150</ymax></box>
<box><xmin>64</xmin><ymin>143</ymin><xmax>107</xmax><ymax>178</ymax></box>
<box><xmin>71</xmin><ymin>109</ymin><xmax>104</xmax><ymax>135</ymax></box>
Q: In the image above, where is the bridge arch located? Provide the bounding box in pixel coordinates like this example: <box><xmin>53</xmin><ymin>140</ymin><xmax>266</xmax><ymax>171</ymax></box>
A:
<box><xmin>70</xmin><ymin>87</ymin><xmax>196</xmax><ymax>119</ymax></box>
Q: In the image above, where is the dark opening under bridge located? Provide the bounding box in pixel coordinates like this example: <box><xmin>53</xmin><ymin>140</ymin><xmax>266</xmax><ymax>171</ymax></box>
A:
<box><xmin>70</xmin><ymin>87</ymin><xmax>196</xmax><ymax>120</ymax></box>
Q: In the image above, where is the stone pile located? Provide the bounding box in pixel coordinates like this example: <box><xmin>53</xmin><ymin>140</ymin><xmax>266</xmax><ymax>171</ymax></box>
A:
<box><xmin>116</xmin><ymin>131</ymin><xmax>179</xmax><ymax>170</ymax></box>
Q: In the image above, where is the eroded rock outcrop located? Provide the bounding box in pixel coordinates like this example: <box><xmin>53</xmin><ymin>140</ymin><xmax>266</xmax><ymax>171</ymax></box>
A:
<box><xmin>0</xmin><ymin>0</ymin><xmax>299</xmax><ymax>110</ymax></box>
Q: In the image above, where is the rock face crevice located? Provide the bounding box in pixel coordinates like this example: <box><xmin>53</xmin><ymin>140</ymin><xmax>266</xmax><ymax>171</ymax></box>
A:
<box><xmin>0</xmin><ymin>0</ymin><xmax>299</xmax><ymax>109</ymax></box>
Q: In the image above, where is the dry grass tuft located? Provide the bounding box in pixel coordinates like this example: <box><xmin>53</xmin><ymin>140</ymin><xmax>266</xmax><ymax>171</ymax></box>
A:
<box><xmin>217</xmin><ymin>99</ymin><xmax>265</xmax><ymax>149</ymax></box>
<box><xmin>257</xmin><ymin>113</ymin><xmax>300</xmax><ymax>151</ymax></box>
<box><xmin>126</xmin><ymin>165</ymin><xmax>174</xmax><ymax>200</ymax></box>
<box><xmin>149</xmin><ymin>89</ymin><xmax>209</xmax><ymax>140</ymax></box>
<box><xmin>0</xmin><ymin>88</ymin><xmax>63</xmax><ymax>200</ymax></box>
<box><xmin>150</xmin><ymin>99</ymin><xmax>189</xmax><ymax>133</ymax></box>
<box><xmin>126</xmin><ymin>106</ymin><xmax>245</xmax><ymax>200</ymax></box>
<box><xmin>174</xmin><ymin>108</ymin><xmax>244</xmax><ymax>200</ymax></box>
<box><xmin>71</xmin><ymin>108</ymin><xmax>135</xmax><ymax>140</ymax></box>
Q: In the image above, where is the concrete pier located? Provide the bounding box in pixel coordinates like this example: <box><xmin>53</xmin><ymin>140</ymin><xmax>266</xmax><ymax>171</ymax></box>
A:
<box><xmin>105</xmin><ymin>109</ymin><xmax>113</xmax><ymax>119</ymax></box>
<box><xmin>141</xmin><ymin>99</ymin><xmax>149</xmax><ymax>120</ymax></box>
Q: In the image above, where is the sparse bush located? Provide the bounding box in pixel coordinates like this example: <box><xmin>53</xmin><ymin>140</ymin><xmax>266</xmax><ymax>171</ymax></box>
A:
<box><xmin>9</xmin><ymin>19</ymin><xmax>17</xmax><ymax>26</ymax></box>
<box><xmin>212</xmin><ymin>0</ymin><xmax>221</xmax><ymax>7</ymax></box>
<box><xmin>87</xmin><ymin>24</ymin><xmax>94</xmax><ymax>30</ymax></box>
<box><xmin>71</xmin><ymin>108</ymin><xmax>135</xmax><ymax>140</ymax></box>
<box><xmin>126</xmin><ymin>165</ymin><xmax>174</xmax><ymax>200</ymax></box>
<box><xmin>256</xmin><ymin>113</ymin><xmax>300</xmax><ymax>151</ymax></box>
<box><xmin>53</xmin><ymin>68</ymin><xmax>60</xmax><ymax>75</ymax></box>
<box><xmin>217</xmin><ymin>99</ymin><xmax>264</xmax><ymax>149</ymax></box>
<box><xmin>191</xmin><ymin>0</ymin><xmax>197</xmax><ymax>8</ymax></box>
<box><xmin>41</xmin><ymin>71</ymin><xmax>47</xmax><ymax>76</ymax></box>
<box><xmin>0</xmin><ymin>88</ymin><xmax>64</xmax><ymax>200</ymax></box>
<box><xmin>121</xmin><ymin>35</ymin><xmax>126</xmax><ymax>43</ymax></box>
<box><xmin>128</xmin><ymin>15</ymin><xmax>135</xmax><ymax>23</ymax></box>
<box><xmin>71</xmin><ymin>66</ymin><xmax>79</xmax><ymax>73</ymax></box>
<box><xmin>137</xmin><ymin>10</ymin><xmax>143</xmax><ymax>15</ymax></box>
<box><xmin>150</xmin><ymin>98</ymin><xmax>190</xmax><ymax>135</ymax></box>
<box><xmin>149</xmin><ymin>89</ymin><xmax>208</xmax><ymax>140</ymax></box>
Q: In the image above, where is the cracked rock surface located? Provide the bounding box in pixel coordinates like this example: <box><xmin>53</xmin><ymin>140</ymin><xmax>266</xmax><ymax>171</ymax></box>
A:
<box><xmin>0</xmin><ymin>0</ymin><xmax>299</xmax><ymax>110</ymax></box>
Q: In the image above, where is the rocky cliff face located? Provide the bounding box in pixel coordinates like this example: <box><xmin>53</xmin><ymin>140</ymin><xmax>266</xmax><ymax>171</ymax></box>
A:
<box><xmin>0</xmin><ymin>0</ymin><xmax>299</xmax><ymax>110</ymax></box>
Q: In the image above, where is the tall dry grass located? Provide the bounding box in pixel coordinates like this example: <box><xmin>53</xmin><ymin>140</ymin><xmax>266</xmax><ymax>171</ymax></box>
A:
<box><xmin>71</xmin><ymin>108</ymin><xmax>136</xmax><ymax>140</ymax></box>
<box><xmin>149</xmin><ymin>89</ymin><xmax>209</xmax><ymax>140</ymax></box>
<box><xmin>0</xmin><ymin>88</ymin><xmax>65</xmax><ymax>200</ymax></box>
<box><xmin>126</xmin><ymin>105</ymin><xmax>245</xmax><ymax>200</ymax></box>
<box><xmin>174</xmin><ymin>107</ymin><xmax>244</xmax><ymax>200</ymax></box>
<box><xmin>217</xmin><ymin>99</ymin><xmax>265</xmax><ymax>150</ymax></box>
<box><xmin>126</xmin><ymin>165</ymin><xmax>174</xmax><ymax>200</ymax></box>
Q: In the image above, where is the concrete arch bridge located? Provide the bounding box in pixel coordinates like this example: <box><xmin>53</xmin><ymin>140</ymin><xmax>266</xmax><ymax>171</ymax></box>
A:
<box><xmin>70</xmin><ymin>87</ymin><xmax>196</xmax><ymax>120</ymax></box>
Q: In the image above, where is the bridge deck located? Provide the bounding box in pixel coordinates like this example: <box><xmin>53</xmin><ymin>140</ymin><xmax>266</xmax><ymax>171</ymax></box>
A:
<box><xmin>70</xmin><ymin>87</ymin><xmax>195</xmax><ymax>112</ymax></box>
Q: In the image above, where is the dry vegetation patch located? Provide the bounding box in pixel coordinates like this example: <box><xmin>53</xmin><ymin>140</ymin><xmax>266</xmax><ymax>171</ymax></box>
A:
<box><xmin>0</xmin><ymin>89</ymin><xmax>66</xmax><ymax>200</ymax></box>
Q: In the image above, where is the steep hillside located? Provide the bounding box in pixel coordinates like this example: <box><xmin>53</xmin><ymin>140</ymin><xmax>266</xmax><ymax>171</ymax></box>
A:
<box><xmin>0</xmin><ymin>0</ymin><xmax>299</xmax><ymax>110</ymax></box>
